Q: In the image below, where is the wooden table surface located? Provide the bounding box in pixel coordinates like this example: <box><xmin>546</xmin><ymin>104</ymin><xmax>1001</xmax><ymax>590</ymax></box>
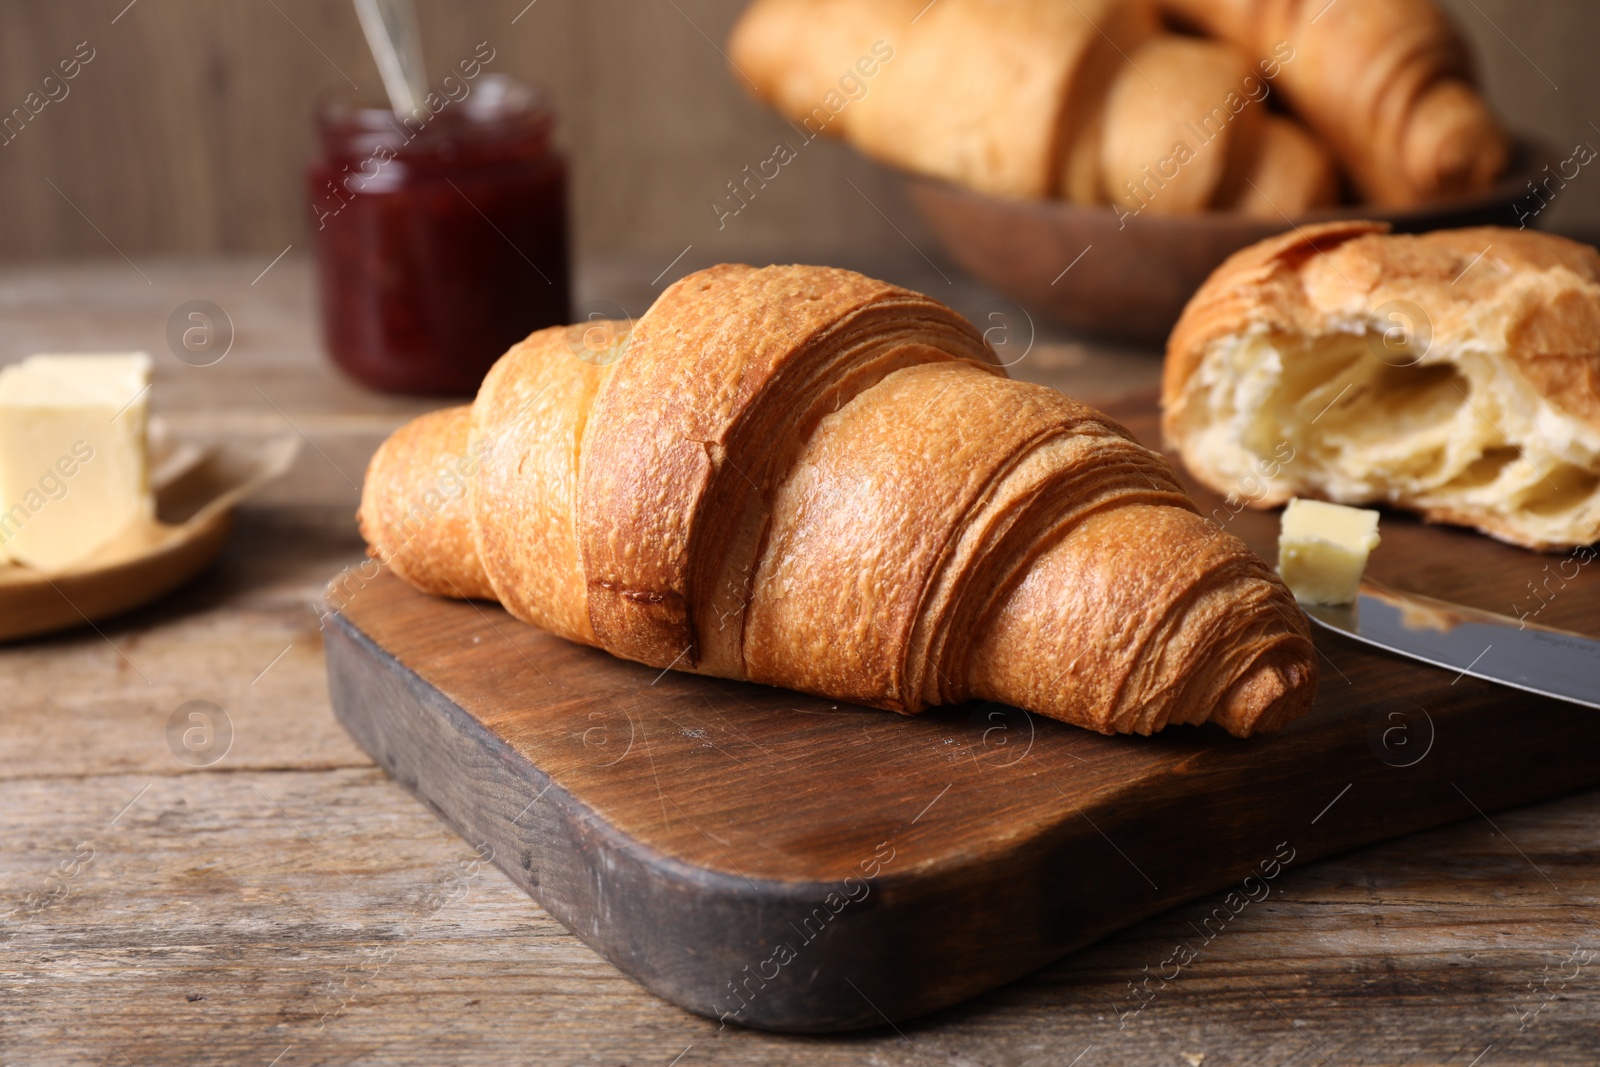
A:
<box><xmin>2</xmin><ymin>256</ymin><xmax>1596</xmax><ymax>1066</ymax></box>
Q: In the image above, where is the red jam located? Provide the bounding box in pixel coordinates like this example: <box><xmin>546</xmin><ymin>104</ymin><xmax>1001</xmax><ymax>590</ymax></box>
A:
<box><xmin>308</xmin><ymin>74</ymin><xmax>569</xmax><ymax>395</ymax></box>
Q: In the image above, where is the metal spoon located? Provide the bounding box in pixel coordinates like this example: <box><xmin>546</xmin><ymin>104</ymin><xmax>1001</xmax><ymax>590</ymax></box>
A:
<box><xmin>353</xmin><ymin>0</ymin><xmax>427</xmax><ymax>117</ymax></box>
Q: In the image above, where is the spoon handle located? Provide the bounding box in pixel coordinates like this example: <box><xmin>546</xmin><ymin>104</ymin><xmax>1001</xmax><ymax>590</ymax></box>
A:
<box><xmin>353</xmin><ymin>0</ymin><xmax>428</xmax><ymax>117</ymax></box>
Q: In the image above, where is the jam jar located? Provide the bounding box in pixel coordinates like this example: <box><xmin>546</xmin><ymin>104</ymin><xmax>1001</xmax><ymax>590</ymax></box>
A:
<box><xmin>308</xmin><ymin>74</ymin><xmax>570</xmax><ymax>395</ymax></box>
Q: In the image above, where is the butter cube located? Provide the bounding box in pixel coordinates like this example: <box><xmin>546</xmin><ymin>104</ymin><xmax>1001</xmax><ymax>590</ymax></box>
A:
<box><xmin>1277</xmin><ymin>498</ymin><xmax>1381</xmax><ymax>606</ymax></box>
<box><xmin>0</xmin><ymin>353</ymin><xmax>152</xmax><ymax>572</ymax></box>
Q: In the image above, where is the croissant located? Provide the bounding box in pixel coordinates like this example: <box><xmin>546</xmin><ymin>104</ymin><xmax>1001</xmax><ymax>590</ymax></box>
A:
<box><xmin>1157</xmin><ymin>0</ymin><xmax>1509</xmax><ymax>206</ymax></box>
<box><xmin>1163</xmin><ymin>222</ymin><xmax>1600</xmax><ymax>551</ymax></box>
<box><xmin>1217</xmin><ymin>114</ymin><xmax>1342</xmax><ymax>220</ymax></box>
<box><xmin>727</xmin><ymin>0</ymin><xmax>1159</xmax><ymax>201</ymax></box>
<box><xmin>360</xmin><ymin>265</ymin><xmax>1318</xmax><ymax>736</ymax></box>
<box><xmin>1098</xmin><ymin>34</ymin><xmax>1267</xmax><ymax>215</ymax></box>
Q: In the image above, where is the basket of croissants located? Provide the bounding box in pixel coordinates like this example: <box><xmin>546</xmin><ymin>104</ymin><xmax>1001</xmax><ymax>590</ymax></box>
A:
<box><xmin>728</xmin><ymin>0</ymin><xmax>1543</xmax><ymax>340</ymax></box>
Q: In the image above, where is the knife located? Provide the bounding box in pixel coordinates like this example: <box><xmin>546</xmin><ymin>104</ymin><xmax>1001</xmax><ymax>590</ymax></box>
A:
<box><xmin>1302</xmin><ymin>579</ymin><xmax>1600</xmax><ymax>710</ymax></box>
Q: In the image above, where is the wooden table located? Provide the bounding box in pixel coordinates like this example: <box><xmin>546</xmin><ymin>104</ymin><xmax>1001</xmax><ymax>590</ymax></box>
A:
<box><xmin>2</xmin><ymin>257</ymin><xmax>1596</xmax><ymax>1066</ymax></box>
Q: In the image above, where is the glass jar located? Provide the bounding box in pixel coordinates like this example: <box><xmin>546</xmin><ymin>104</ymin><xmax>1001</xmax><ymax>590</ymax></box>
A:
<box><xmin>307</xmin><ymin>74</ymin><xmax>570</xmax><ymax>395</ymax></box>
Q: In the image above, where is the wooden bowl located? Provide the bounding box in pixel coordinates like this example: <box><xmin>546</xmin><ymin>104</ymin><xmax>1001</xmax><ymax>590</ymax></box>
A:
<box><xmin>907</xmin><ymin>138</ymin><xmax>1554</xmax><ymax>345</ymax></box>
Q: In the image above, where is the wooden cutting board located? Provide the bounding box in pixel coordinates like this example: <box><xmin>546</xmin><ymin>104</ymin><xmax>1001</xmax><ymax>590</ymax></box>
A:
<box><xmin>322</xmin><ymin>394</ymin><xmax>1600</xmax><ymax>1034</ymax></box>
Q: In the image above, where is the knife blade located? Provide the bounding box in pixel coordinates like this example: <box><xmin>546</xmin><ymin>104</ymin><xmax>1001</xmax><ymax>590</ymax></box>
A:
<box><xmin>1302</xmin><ymin>579</ymin><xmax>1600</xmax><ymax>710</ymax></box>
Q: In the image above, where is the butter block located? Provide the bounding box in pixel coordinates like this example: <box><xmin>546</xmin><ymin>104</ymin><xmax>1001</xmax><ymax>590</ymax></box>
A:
<box><xmin>1277</xmin><ymin>497</ymin><xmax>1381</xmax><ymax>605</ymax></box>
<box><xmin>0</xmin><ymin>353</ymin><xmax>152</xmax><ymax>571</ymax></box>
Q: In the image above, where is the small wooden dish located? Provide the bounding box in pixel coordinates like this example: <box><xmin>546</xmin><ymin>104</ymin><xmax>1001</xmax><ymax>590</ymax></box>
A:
<box><xmin>908</xmin><ymin>138</ymin><xmax>1555</xmax><ymax>344</ymax></box>
<box><xmin>0</xmin><ymin>433</ymin><xmax>298</xmax><ymax>643</ymax></box>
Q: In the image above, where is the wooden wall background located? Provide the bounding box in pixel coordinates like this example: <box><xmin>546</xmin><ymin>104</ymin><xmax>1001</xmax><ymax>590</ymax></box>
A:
<box><xmin>0</xmin><ymin>0</ymin><xmax>1595</xmax><ymax>264</ymax></box>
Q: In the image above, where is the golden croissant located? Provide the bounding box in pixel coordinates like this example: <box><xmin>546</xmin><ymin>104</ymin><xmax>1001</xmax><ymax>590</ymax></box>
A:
<box><xmin>727</xmin><ymin>0</ymin><xmax>1340</xmax><ymax>217</ymax></box>
<box><xmin>359</xmin><ymin>265</ymin><xmax>1318</xmax><ymax>736</ymax></box>
<box><xmin>1157</xmin><ymin>0</ymin><xmax>1509</xmax><ymax>205</ymax></box>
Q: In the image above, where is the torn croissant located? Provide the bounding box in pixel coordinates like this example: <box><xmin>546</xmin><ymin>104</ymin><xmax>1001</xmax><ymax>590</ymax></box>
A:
<box><xmin>1163</xmin><ymin>222</ymin><xmax>1600</xmax><ymax>551</ymax></box>
<box><xmin>361</xmin><ymin>264</ymin><xmax>1317</xmax><ymax>736</ymax></box>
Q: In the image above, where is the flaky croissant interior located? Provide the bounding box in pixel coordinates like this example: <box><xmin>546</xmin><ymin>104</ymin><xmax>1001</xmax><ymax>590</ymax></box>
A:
<box><xmin>1165</xmin><ymin>224</ymin><xmax>1600</xmax><ymax>551</ymax></box>
<box><xmin>1186</xmin><ymin>332</ymin><xmax>1600</xmax><ymax>547</ymax></box>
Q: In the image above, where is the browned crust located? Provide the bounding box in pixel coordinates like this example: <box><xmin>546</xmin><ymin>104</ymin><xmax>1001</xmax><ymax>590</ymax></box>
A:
<box><xmin>1155</xmin><ymin>0</ymin><xmax>1508</xmax><ymax>205</ymax></box>
<box><xmin>363</xmin><ymin>263</ymin><xmax>1320</xmax><ymax>737</ymax></box>
<box><xmin>968</xmin><ymin>502</ymin><xmax>1316</xmax><ymax>736</ymax></box>
<box><xmin>575</xmin><ymin>264</ymin><xmax>997</xmax><ymax>671</ymax></box>
<box><xmin>470</xmin><ymin>325</ymin><xmax>615</xmax><ymax>646</ymax></box>
<box><xmin>729</xmin><ymin>0</ymin><xmax>1155</xmax><ymax>199</ymax></box>
<box><xmin>1099</xmin><ymin>35</ymin><xmax>1264</xmax><ymax>215</ymax></box>
<box><xmin>357</xmin><ymin>405</ymin><xmax>494</xmax><ymax>601</ymax></box>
